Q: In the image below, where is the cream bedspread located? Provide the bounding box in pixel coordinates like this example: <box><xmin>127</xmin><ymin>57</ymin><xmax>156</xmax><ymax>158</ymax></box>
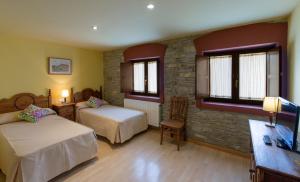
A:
<box><xmin>77</xmin><ymin>105</ymin><xmax>148</xmax><ymax>144</ymax></box>
<box><xmin>0</xmin><ymin>115</ymin><xmax>98</xmax><ymax>182</ymax></box>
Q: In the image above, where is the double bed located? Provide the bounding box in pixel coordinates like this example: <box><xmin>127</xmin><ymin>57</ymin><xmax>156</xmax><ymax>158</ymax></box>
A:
<box><xmin>0</xmin><ymin>91</ymin><xmax>98</xmax><ymax>182</ymax></box>
<box><xmin>72</xmin><ymin>88</ymin><xmax>148</xmax><ymax>144</ymax></box>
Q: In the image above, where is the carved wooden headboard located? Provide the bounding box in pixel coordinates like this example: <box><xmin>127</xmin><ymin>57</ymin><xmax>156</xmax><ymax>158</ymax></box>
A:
<box><xmin>71</xmin><ymin>86</ymin><xmax>103</xmax><ymax>103</ymax></box>
<box><xmin>0</xmin><ymin>90</ymin><xmax>52</xmax><ymax>114</ymax></box>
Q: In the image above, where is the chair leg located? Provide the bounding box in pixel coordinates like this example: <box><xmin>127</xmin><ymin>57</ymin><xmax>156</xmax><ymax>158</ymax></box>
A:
<box><xmin>183</xmin><ymin>128</ymin><xmax>187</xmax><ymax>141</ymax></box>
<box><xmin>177</xmin><ymin>129</ymin><xmax>181</xmax><ymax>151</ymax></box>
<box><xmin>160</xmin><ymin>125</ymin><xmax>164</xmax><ymax>145</ymax></box>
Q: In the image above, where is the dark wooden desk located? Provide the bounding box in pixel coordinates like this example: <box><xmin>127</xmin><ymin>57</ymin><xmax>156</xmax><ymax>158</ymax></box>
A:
<box><xmin>249</xmin><ymin>120</ymin><xmax>300</xmax><ymax>182</ymax></box>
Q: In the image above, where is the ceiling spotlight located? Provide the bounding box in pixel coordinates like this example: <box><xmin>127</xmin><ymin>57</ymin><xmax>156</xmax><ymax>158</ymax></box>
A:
<box><xmin>147</xmin><ymin>3</ymin><xmax>155</xmax><ymax>10</ymax></box>
<box><xmin>92</xmin><ymin>25</ymin><xmax>98</xmax><ymax>31</ymax></box>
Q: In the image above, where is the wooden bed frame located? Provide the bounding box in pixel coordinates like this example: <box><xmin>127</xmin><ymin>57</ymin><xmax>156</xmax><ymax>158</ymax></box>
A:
<box><xmin>71</xmin><ymin>86</ymin><xmax>103</xmax><ymax>103</ymax></box>
<box><xmin>0</xmin><ymin>90</ymin><xmax>52</xmax><ymax>114</ymax></box>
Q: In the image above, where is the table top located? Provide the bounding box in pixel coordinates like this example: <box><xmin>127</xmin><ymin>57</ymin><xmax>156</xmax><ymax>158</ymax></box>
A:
<box><xmin>249</xmin><ymin>119</ymin><xmax>300</xmax><ymax>179</ymax></box>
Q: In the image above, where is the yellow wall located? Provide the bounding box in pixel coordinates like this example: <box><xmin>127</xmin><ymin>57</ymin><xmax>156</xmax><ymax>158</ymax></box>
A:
<box><xmin>288</xmin><ymin>2</ymin><xmax>300</xmax><ymax>104</ymax></box>
<box><xmin>0</xmin><ymin>34</ymin><xmax>103</xmax><ymax>104</ymax></box>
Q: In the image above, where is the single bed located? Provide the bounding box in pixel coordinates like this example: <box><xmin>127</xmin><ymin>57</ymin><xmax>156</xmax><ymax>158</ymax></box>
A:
<box><xmin>72</xmin><ymin>87</ymin><xmax>148</xmax><ymax>144</ymax></box>
<box><xmin>0</xmin><ymin>91</ymin><xmax>98</xmax><ymax>182</ymax></box>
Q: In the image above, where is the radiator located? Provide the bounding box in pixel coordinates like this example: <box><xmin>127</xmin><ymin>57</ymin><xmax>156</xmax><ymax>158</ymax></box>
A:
<box><xmin>124</xmin><ymin>99</ymin><xmax>161</xmax><ymax>127</ymax></box>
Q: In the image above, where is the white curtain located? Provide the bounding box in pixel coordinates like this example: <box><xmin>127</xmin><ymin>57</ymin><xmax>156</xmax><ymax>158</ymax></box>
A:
<box><xmin>239</xmin><ymin>52</ymin><xmax>266</xmax><ymax>100</ymax></box>
<box><xmin>133</xmin><ymin>62</ymin><xmax>145</xmax><ymax>92</ymax></box>
<box><xmin>148</xmin><ymin>61</ymin><xmax>157</xmax><ymax>94</ymax></box>
<box><xmin>210</xmin><ymin>55</ymin><xmax>232</xmax><ymax>98</ymax></box>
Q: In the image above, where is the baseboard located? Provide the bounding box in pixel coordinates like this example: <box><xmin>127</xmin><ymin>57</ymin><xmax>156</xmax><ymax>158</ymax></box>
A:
<box><xmin>148</xmin><ymin>125</ymin><xmax>160</xmax><ymax>130</ymax></box>
<box><xmin>187</xmin><ymin>138</ymin><xmax>250</xmax><ymax>159</ymax></box>
<box><xmin>150</xmin><ymin>127</ymin><xmax>249</xmax><ymax>158</ymax></box>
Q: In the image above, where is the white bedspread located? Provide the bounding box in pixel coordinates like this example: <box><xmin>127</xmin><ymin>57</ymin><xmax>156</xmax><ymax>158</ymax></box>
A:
<box><xmin>77</xmin><ymin>105</ymin><xmax>148</xmax><ymax>144</ymax></box>
<box><xmin>0</xmin><ymin>115</ymin><xmax>98</xmax><ymax>182</ymax></box>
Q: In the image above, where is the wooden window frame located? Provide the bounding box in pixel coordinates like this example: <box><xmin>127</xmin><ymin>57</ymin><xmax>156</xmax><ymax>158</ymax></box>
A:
<box><xmin>131</xmin><ymin>58</ymin><xmax>160</xmax><ymax>97</ymax></box>
<box><xmin>202</xmin><ymin>46</ymin><xmax>281</xmax><ymax>106</ymax></box>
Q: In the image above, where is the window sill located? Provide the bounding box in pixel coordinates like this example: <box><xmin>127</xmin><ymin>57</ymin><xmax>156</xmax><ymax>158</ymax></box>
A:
<box><xmin>125</xmin><ymin>93</ymin><xmax>162</xmax><ymax>103</ymax></box>
<box><xmin>196</xmin><ymin>99</ymin><xmax>268</xmax><ymax>116</ymax></box>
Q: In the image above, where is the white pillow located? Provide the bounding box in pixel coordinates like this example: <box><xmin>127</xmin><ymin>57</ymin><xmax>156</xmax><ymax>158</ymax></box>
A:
<box><xmin>42</xmin><ymin>108</ymin><xmax>57</xmax><ymax>116</ymax></box>
<box><xmin>0</xmin><ymin>111</ymin><xmax>21</xmax><ymax>125</ymax></box>
<box><xmin>76</xmin><ymin>99</ymin><xmax>109</xmax><ymax>109</ymax></box>
<box><xmin>102</xmin><ymin>99</ymin><xmax>109</xmax><ymax>105</ymax></box>
<box><xmin>76</xmin><ymin>101</ymin><xmax>89</xmax><ymax>109</ymax></box>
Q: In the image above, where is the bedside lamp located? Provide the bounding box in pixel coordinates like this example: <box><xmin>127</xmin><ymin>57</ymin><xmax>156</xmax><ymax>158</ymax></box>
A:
<box><xmin>61</xmin><ymin>89</ymin><xmax>69</xmax><ymax>104</ymax></box>
<box><xmin>263</xmin><ymin>97</ymin><xmax>280</xmax><ymax>127</ymax></box>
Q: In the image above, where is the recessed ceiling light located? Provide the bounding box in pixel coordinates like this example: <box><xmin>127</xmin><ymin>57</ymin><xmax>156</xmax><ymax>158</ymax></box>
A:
<box><xmin>92</xmin><ymin>25</ymin><xmax>98</xmax><ymax>31</ymax></box>
<box><xmin>147</xmin><ymin>3</ymin><xmax>155</xmax><ymax>10</ymax></box>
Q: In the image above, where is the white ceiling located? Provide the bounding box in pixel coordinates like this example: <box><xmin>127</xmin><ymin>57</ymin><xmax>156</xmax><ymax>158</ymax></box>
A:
<box><xmin>0</xmin><ymin>0</ymin><xmax>299</xmax><ymax>51</ymax></box>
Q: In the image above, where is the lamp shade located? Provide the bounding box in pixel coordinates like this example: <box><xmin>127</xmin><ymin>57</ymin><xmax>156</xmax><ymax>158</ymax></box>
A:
<box><xmin>61</xmin><ymin>89</ymin><xmax>69</xmax><ymax>98</ymax></box>
<box><xmin>263</xmin><ymin>97</ymin><xmax>280</xmax><ymax>113</ymax></box>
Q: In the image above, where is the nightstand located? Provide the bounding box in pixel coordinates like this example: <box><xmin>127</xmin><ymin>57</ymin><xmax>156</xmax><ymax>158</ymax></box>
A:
<box><xmin>52</xmin><ymin>103</ymin><xmax>75</xmax><ymax>121</ymax></box>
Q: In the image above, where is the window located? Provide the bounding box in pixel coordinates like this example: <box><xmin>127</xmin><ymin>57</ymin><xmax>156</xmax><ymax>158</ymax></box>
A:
<box><xmin>120</xmin><ymin>58</ymin><xmax>159</xmax><ymax>97</ymax></box>
<box><xmin>133</xmin><ymin>62</ymin><xmax>145</xmax><ymax>92</ymax></box>
<box><xmin>121</xmin><ymin>43</ymin><xmax>166</xmax><ymax>103</ymax></box>
<box><xmin>147</xmin><ymin>61</ymin><xmax>158</xmax><ymax>94</ymax></box>
<box><xmin>210</xmin><ymin>55</ymin><xmax>232</xmax><ymax>99</ymax></box>
<box><xmin>132</xmin><ymin>59</ymin><xmax>159</xmax><ymax>96</ymax></box>
<box><xmin>239</xmin><ymin>53</ymin><xmax>267</xmax><ymax>101</ymax></box>
<box><xmin>196</xmin><ymin>48</ymin><xmax>280</xmax><ymax>105</ymax></box>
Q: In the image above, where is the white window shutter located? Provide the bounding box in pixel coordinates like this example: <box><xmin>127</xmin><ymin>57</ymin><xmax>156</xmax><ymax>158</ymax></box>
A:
<box><xmin>267</xmin><ymin>49</ymin><xmax>280</xmax><ymax>97</ymax></box>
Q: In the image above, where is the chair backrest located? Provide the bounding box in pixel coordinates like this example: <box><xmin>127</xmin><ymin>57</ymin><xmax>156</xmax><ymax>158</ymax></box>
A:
<box><xmin>169</xmin><ymin>96</ymin><xmax>188</xmax><ymax>123</ymax></box>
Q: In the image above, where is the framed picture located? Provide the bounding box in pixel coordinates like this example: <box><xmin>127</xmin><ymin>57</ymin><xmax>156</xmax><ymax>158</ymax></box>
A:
<box><xmin>48</xmin><ymin>57</ymin><xmax>72</xmax><ymax>75</ymax></box>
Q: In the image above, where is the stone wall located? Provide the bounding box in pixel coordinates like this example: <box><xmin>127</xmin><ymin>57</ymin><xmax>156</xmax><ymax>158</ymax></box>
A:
<box><xmin>103</xmin><ymin>36</ymin><xmax>266</xmax><ymax>153</ymax></box>
<box><xmin>103</xmin><ymin>49</ymin><xmax>125</xmax><ymax>107</ymax></box>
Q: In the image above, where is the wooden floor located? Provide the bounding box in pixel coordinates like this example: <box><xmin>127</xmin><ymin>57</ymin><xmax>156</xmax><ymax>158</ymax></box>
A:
<box><xmin>1</xmin><ymin>129</ymin><xmax>250</xmax><ymax>182</ymax></box>
<box><xmin>53</xmin><ymin>129</ymin><xmax>250</xmax><ymax>182</ymax></box>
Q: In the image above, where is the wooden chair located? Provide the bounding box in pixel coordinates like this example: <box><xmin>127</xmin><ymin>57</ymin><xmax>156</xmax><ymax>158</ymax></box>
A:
<box><xmin>160</xmin><ymin>96</ymin><xmax>188</xmax><ymax>151</ymax></box>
